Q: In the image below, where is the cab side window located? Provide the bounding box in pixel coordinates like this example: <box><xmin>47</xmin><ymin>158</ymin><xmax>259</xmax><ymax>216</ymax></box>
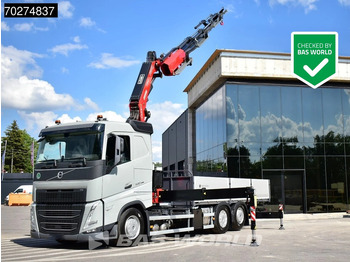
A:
<box><xmin>106</xmin><ymin>135</ymin><xmax>131</xmax><ymax>173</ymax></box>
<box><xmin>120</xmin><ymin>136</ymin><xmax>131</xmax><ymax>163</ymax></box>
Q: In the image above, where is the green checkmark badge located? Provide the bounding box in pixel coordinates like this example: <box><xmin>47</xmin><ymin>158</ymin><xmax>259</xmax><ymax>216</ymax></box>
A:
<box><xmin>291</xmin><ymin>32</ymin><xmax>338</xmax><ymax>89</ymax></box>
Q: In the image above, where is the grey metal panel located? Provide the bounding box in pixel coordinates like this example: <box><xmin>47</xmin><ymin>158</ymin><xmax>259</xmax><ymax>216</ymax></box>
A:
<box><xmin>2</xmin><ymin>173</ymin><xmax>32</xmax><ymax>180</ymax></box>
<box><xmin>162</xmin><ymin>131</ymin><xmax>169</xmax><ymax>168</ymax></box>
<box><xmin>169</xmin><ymin>123</ymin><xmax>177</xmax><ymax>166</ymax></box>
<box><xmin>162</xmin><ymin>110</ymin><xmax>189</xmax><ymax>172</ymax></box>
<box><xmin>176</xmin><ymin>112</ymin><xmax>187</xmax><ymax>165</ymax></box>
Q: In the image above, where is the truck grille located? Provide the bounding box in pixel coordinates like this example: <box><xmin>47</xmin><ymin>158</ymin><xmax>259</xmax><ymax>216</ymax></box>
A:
<box><xmin>36</xmin><ymin>189</ymin><xmax>86</xmax><ymax>203</ymax></box>
<box><xmin>36</xmin><ymin>204</ymin><xmax>84</xmax><ymax>235</ymax></box>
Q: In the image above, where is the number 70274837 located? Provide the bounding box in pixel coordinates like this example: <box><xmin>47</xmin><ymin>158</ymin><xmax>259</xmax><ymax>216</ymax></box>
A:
<box><xmin>4</xmin><ymin>3</ymin><xmax>58</xmax><ymax>18</ymax></box>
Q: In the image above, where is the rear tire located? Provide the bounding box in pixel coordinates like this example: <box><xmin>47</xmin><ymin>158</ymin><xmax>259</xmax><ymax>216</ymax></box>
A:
<box><xmin>230</xmin><ymin>202</ymin><xmax>246</xmax><ymax>231</ymax></box>
<box><xmin>212</xmin><ymin>205</ymin><xmax>230</xmax><ymax>234</ymax></box>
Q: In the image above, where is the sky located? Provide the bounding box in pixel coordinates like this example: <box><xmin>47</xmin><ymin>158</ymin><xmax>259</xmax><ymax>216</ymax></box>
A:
<box><xmin>1</xmin><ymin>0</ymin><xmax>350</xmax><ymax>162</ymax></box>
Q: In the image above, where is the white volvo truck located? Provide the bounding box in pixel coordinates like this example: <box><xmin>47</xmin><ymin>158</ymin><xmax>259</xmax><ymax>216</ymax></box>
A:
<box><xmin>30</xmin><ymin>9</ymin><xmax>270</xmax><ymax>246</ymax></box>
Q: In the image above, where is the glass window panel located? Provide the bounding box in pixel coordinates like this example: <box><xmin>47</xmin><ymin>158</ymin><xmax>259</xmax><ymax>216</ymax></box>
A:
<box><xmin>260</xmin><ymin>85</ymin><xmax>282</xmax><ymax>143</ymax></box>
<box><xmin>227</xmin><ymin>155</ymin><xmax>239</xmax><ymax>178</ymax></box>
<box><xmin>323</xmin><ymin>88</ymin><xmax>343</xmax><ymax>141</ymax></box>
<box><xmin>284</xmin><ymin>156</ymin><xmax>304</xmax><ymax>169</ymax></box>
<box><xmin>304</xmin><ymin>142</ymin><xmax>324</xmax><ymax>156</ymax></box>
<box><xmin>262</xmin><ymin>156</ymin><xmax>283</xmax><ymax>169</ymax></box>
<box><xmin>346</xmin><ymin>143</ymin><xmax>350</xmax><ymax>156</ymax></box>
<box><xmin>203</xmin><ymin>99</ymin><xmax>208</xmax><ymax>152</ymax></box>
<box><xmin>281</xmin><ymin>86</ymin><xmax>303</xmax><ymax>142</ymax></box>
<box><xmin>238</xmin><ymin>85</ymin><xmax>260</xmax><ymax>142</ymax></box>
<box><xmin>283</xmin><ymin>142</ymin><xmax>303</xmax><ymax>156</ymax></box>
<box><xmin>214</xmin><ymin>91</ymin><xmax>219</xmax><ymax>147</ymax></box>
<box><xmin>226</xmin><ymin>142</ymin><xmax>239</xmax><ymax>156</ymax></box>
<box><xmin>325</xmin><ymin>142</ymin><xmax>345</xmax><ymax>156</ymax></box>
<box><xmin>284</xmin><ymin>171</ymin><xmax>304</xmax><ymax>213</ymax></box>
<box><xmin>240</xmin><ymin>157</ymin><xmax>261</xmax><ymax>179</ymax></box>
<box><xmin>261</xmin><ymin>142</ymin><xmax>282</xmax><ymax>156</ymax></box>
<box><xmin>302</xmin><ymin>87</ymin><xmax>324</xmax><ymax>142</ymax></box>
<box><xmin>305</xmin><ymin>156</ymin><xmax>327</xmax><ymax>213</ymax></box>
<box><xmin>196</xmin><ymin>107</ymin><xmax>203</xmax><ymax>154</ymax></box>
<box><xmin>326</xmin><ymin>156</ymin><xmax>347</xmax><ymax>211</ymax></box>
<box><xmin>226</xmin><ymin>84</ymin><xmax>238</xmax><ymax>143</ymax></box>
<box><xmin>347</xmin><ymin>157</ymin><xmax>350</xmax><ymax>208</ymax></box>
<box><xmin>202</xmin><ymin>107</ymin><xmax>205</xmax><ymax>152</ymax></box>
<box><xmin>217</xmin><ymin>87</ymin><xmax>225</xmax><ymax>145</ymax></box>
<box><xmin>262</xmin><ymin>172</ymin><xmax>283</xmax><ymax>207</ymax></box>
<box><xmin>342</xmin><ymin>90</ymin><xmax>350</xmax><ymax>138</ymax></box>
<box><xmin>240</xmin><ymin>142</ymin><xmax>261</xmax><ymax>157</ymax></box>
<box><xmin>221</xmin><ymin>86</ymin><xmax>227</xmax><ymax>144</ymax></box>
<box><xmin>227</xmin><ymin>142</ymin><xmax>239</xmax><ymax>178</ymax></box>
<box><xmin>200</xmin><ymin>106</ymin><xmax>204</xmax><ymax>153</ymax></box>
<box><xmin>208</xmin><ymin>94</ymin><xmax>213</xmax><ymax>150</ymax></box>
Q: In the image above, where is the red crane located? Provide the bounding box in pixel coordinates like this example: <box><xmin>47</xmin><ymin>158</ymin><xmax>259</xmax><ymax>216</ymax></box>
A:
<box><xmin>128</xmin><ymin>8</ymin><xmax>227</xmax><ymax>122</ymax></box>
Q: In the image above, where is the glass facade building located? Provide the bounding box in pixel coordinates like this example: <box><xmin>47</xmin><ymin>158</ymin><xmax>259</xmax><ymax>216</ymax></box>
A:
<box><xmin>162</xmin><ymin>50</ymin><xmax>350</xmax><ymax>213</ymax></box>
<box><xmin>196</xmin><ymin>82</ymin><xmax>350</xmax><ymax>213</ymax></box>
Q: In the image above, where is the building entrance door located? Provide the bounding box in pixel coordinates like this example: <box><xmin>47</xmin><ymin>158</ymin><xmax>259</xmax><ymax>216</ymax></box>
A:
<box><xmin>263</xmin><ymin>169</ymin><xmax>306</xmax><ymax>213</ymax></box>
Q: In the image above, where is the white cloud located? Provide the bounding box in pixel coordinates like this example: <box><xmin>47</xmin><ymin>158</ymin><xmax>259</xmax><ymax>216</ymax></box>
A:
<box><xmin>152</xmin><ymin>140</ymin><xmax>162</xmax><ymax>163</ymax></box>
<box><xmin>86</xmin><ymin>111</ymin><xmax>126</xmax><ymax>122</ymax></box>
<box><xmin>11</xmin><ymin>22</ymin><xmax>49</xmax><ymax>32</ymax></box>
<box><xmin>338</xmin><ymin>0</ymin><xmax>350</xmax><ymax>6</ymax></box>
<box><xmin>79</xmin><ymin>17</ymin><xmax>105</xmax><ymax>33</ymax></box>
<box><xmin>1</xmin><ymin>45</ymin><xmax>43</xmax><ymax>79</ymax></box>
<box><xmin>58</xmin><ymin>113</ymin><xmax>82</xmax><ymax>123</ymax></box>
<box><xmin>147</xmin><ymin>101</ymin><xmax>186</xmax><ymax>131</ymax></box>
<box><xmin>14</xmin><ymin>23</ymin><xmax>34</xmax><ymax>32</ymax></box>
<box><xmin>88</xmin><ymin>53</ymin><xmax>140</xmax><ymax>69</ymax></box>
<box><xmin>80</xmin><ymin>17</ymin><xmax>96</xmax><ymax>27</ymax></box>
<box><xmin>58</xmin><ymin>1</ymin><xmax>74</xmax><ymax>18</ymax></box>
<box><xmin>2</xmin><ymin>21</ymin><xmax>10</xmax><ymax>31</ymax></box>
<box><xmin>18</xmin><ymin>112</ymin><xmax>82</xmax><ymax>134</ymax></box>
<box><xmin>1</xmin><ymin>45</ymin><xmax>76</xmax><ymax>111</ymax></box>
<box><xmin>84</xmin><ymin>97</ymin><xmax>100</xmax><ymax>111</ymax></box>
<box><xmin>269</xmin><ymin>0</ymin><xmax>318</xmax><ymax>13</ymax></box>
<box><xmin>49</xmin><ymin>43</ymin><xmax>88</xmax><ymax>56</ymax></box>
<box><xmin>18</xmin><ymin>111</ymin><xmax>58</xmax><ymax>132</ymax></box>
<box><xmin>73</xmin><ymin>36</ymin><xmax>80</xmax><ymax>43</ymax></box>
<box><xmin>2</xmin><ymin>76</ymin><xmax>75</xmax><ymax>111</ymax></box>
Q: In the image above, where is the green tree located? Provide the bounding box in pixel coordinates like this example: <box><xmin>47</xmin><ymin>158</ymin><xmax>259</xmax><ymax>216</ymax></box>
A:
<box><xmin>1</xmin><ymin>120</ymin><xmax>36</xmax><ymax>173</ymax></box>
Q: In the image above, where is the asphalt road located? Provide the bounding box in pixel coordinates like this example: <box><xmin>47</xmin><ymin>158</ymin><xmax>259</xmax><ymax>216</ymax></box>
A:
<box><xmin>1</xmin><ymin>205</ymin><xmax>350</xmax><ymax>262</ymax></box>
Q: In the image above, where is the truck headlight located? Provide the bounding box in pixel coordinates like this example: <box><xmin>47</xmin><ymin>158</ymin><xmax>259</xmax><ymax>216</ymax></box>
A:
<box><xmin>83</xmin><ymin>202</ymin><xmax>101</xmax><ymax>232</ymax></box>
<box><xmin>30</xmin><ymin>205</ymin><xmax>38</xmax><ymax>232</ymax></box>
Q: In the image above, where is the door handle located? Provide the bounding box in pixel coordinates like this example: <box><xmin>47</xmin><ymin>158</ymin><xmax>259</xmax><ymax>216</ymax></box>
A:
<box><xmin>124</xmin><ymin>183</ymin><xmax>132</xmax><ymax>189</ymax></box>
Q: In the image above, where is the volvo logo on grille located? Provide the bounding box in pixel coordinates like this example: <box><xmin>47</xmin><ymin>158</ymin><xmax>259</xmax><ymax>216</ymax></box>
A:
<box><xmin>47</xmin><ymin>169</ymin><xmax>74</xmax><ymax>181</ymax></box>
<box><xmin>57</xmin><ymin>171</ymin><xmax>64</xmax><ymax>179</ymax></box>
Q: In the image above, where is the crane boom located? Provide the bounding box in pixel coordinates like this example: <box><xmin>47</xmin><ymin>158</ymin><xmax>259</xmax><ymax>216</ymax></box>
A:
<box><xmin>128</xmin><ymin>8</ymin><xmax>227</xmax><ymax>122</ymax></box>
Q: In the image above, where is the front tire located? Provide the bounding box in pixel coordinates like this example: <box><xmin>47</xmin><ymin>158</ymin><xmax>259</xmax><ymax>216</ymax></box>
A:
<box><xmin>212</xmin><ymin>205</ymin><xmax>230</xmax><ymax>234</ymax></box>
<box><xmin>115</xmin><ymin>208</ymin><xmax>145</xmax><ymax>247</ymax></box>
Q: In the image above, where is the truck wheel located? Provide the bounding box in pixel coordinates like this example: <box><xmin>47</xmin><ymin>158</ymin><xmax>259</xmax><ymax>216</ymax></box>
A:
<box><xmin>116</xmin><ymin>208</ymin><xmax>144</xmax><ymax>247</ymax></box>
<box><xmin>230</xmin><ymin>202</ymin><xmax>246</xmax><ymax>231</ymax></box>
<box><xmin>212</xmin><ymin>205</ymin><xmax>230</xmax><ymax>234</ymax></box>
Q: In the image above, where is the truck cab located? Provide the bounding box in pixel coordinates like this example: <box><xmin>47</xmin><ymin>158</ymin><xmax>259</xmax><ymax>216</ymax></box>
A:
<box><xmin>31</xmin><ymin>117</ymin><xmax>153</xmax><ymax>241</ymax></box>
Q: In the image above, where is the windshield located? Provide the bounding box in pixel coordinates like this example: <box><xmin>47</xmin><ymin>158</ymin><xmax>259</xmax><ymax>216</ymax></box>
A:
<box><xmin>36</xmin><ymin>131</ymin><xmax>103</xmax><ymax>163</ymax></box>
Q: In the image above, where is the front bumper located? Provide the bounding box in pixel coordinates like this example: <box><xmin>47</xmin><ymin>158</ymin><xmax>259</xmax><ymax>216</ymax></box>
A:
<box><xmin>31</xmin><ymin>200</ymin><xmax>104</xmax><ymax>240</ymax></box>
<box><xmin>30</xmin><ymin>230</ymin><xmax>104</xmax><ymax>242</ymax></box>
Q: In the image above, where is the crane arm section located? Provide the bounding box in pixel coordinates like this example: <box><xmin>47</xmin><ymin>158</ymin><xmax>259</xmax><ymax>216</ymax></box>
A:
<box><xmin>128</xmin><ymin>8</ymin><xmax>227</xmax><ymax>122</ymax></box>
